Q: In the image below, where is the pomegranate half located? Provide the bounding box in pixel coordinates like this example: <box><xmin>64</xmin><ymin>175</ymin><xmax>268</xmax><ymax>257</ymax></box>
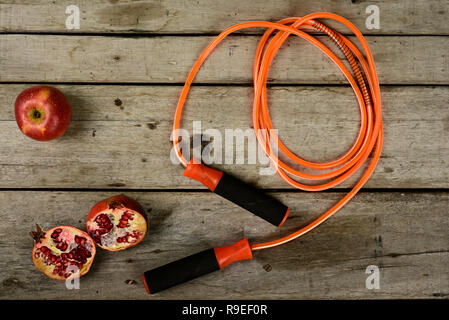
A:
<box><xmin>86</xmin><ymin>195</ymin><xmax>147</xmax><ymax>251</ymax></box>
<box><xmin>31</xmin><ymin>225</ymin><xmax>96</xmax><ymax>281</ymax></box>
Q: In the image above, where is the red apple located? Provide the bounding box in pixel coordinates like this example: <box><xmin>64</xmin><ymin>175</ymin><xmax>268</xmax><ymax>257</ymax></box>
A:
<box><xmin>15</xmin><ymin>85</ymin><xmax>72</xmax><ymax>141</ymax></box>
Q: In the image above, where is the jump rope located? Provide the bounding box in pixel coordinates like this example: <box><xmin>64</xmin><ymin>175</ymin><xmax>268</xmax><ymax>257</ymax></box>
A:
<box><xmin>142</xmin><ymin>12</ymin><xmax>383</xmax><ymax>294</ymax></box>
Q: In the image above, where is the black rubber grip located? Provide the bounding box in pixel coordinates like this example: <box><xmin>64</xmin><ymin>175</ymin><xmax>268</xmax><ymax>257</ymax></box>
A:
<box><xmin>143</xmin><ymin>248</ymin><xmax>219</xmax><ymax>294</ymax></box>
<box><xmin>213</xmin><ymin>173</ymin><xmax>289</xmax><ymax>226</ymax></box>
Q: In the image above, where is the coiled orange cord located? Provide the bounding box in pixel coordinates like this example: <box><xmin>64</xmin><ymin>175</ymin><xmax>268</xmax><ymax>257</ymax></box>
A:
<box><xmin>173</xmin><ymin>12</ymin><xmax>383</xmax><ymax>251</ymax></box>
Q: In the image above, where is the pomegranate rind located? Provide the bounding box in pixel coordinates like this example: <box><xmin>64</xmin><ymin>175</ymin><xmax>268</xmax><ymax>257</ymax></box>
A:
<box><xmin>86</xmin><ymin>195</ymin><xmax>148</xmax><ymax>251</ymax></box>
<box><xmin>31</xmin><ymin>226</ymin><xmax>96</xmax><ymax>281</ymax></box>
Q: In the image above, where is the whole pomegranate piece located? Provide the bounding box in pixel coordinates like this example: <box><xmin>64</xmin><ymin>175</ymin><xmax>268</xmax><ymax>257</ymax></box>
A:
<box><xmin>15</xmin><ymin>85</ymin><xmax>71</xmax><ymax>141</ymax></box>
<box><xmin>31</xmin><ymin>225</ymin><xmax>96</xmax><ymax>280</ymax></box>
<box><xmin>87</xmin><ymin>195</ymin><xmax>147</xmax><ymax>251</ymax></box>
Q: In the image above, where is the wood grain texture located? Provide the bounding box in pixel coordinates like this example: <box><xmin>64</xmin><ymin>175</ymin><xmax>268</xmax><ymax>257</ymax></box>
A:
<box><xmin>0</xmin><ymin>0</ymin><xmax>448</xmax><ymax>35</ymax></box>
<box><xmin>0</xmin><ymin>85</ymin><xmax>448</xmax><ymax>189</ymax></box>
<box><xmin>0</xmin><ymin>0</ymin><xmax>447</xmax><ymax>302</ymax></box>
<box><xmin>0</xmin><ymin>35</ymin><xmax>448</xmax><ymax>84</ymax></box>
<box><xmin>0</xmin><ymin>191</ymin><xmax>447</xmax><ymax>299</ymax></box>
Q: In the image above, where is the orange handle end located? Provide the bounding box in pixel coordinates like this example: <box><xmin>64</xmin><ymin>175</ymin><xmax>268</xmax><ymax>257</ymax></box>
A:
<box><xmin>183</xmin><ymin>159</ymin><xmax>223</xmax><ymax>191</ymax></box>
<box><xmin>214</xmin><ymin>238</ymin><xmax>253</xmax><ymax>269</ymax></box>
<box><xmin>142</xmin><ymin>273</ymin><xmax>151</xmax><ymax>294</ymax></box>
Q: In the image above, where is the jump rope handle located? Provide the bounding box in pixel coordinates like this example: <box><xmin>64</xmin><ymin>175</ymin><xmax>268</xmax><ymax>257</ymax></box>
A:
<box><xmin>183</xmin><ymin>159</ymin><xmax>290</xmax><ymax>227</ymax></box>
<box><xmin>142</xmin><ymin>238</ymin><xmax>253</xmax><ymax>294</ymax></box>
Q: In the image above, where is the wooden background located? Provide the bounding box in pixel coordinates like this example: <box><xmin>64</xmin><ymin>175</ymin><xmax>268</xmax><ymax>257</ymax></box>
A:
<box><xmin>0</xmin><ymin>0</ymin><xmax>448</xmax><ymax>299</ymax></box>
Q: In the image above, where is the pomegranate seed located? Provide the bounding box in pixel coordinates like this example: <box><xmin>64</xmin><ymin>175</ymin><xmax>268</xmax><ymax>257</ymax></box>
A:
<box><xmin>118</xmin><ymin>221</ymin><xmax>130</xmax><ymax>228</ymax></box>
<box><xmin>95</xmin><ymin>214</ymin><xmax>114</xmax><ymax>232</ymax></box>
<box><xmin>56</xmin><ymin>242</ymin><xmax>63</xmax><ymax>250</ymax></box>
<box><xmin>51</xmin><ymin>229</ymin><xmax>62</xmax><ymax>239</ymax></box>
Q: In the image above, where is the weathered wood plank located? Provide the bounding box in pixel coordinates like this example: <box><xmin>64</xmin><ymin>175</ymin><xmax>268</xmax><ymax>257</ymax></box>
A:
<box><xmin>0</xmin><ymin>35</ymin><xmax>447</xmax><ymax>84</ymax></box>
<box><xmin>0</xmin><ymin>191</ymin><xmax>447</xmax><ymax>299</ymax></box>
<box><xmin>0</xmin><ymin>85</ymin><xmax>448</xmax><ymax>189</ymax></box>
<box><xmin>0</xmin><ymin>0</ymin><xmax>448</xmax><ymax>35</ymax></box>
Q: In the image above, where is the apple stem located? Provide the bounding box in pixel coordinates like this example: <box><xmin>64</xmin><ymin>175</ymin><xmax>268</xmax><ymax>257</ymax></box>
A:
<box><xmin>33</xmin><ymin>110</ymin><xmax>41</xmax><ymax>119</ymax></box>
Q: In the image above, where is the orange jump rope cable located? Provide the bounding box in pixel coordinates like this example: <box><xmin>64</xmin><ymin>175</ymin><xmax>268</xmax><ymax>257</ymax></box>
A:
<box><xmin>172</xmin><ymin>12</ymin><xmax>383</xmax><ymax>251</ymax></box>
